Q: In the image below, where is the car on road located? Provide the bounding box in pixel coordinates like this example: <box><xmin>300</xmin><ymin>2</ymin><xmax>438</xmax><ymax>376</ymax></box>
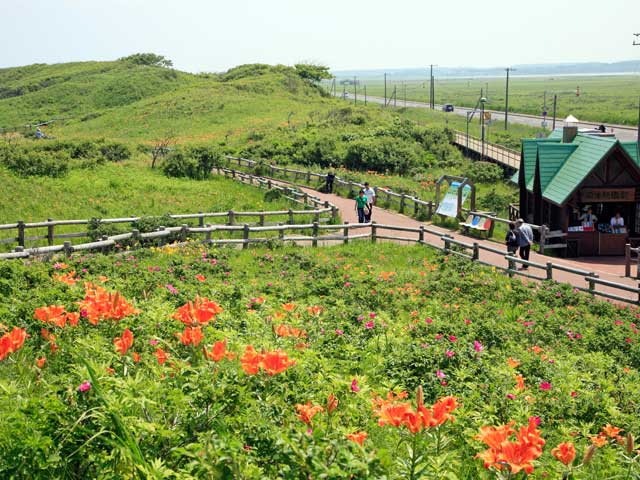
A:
<box><xmin>341</xmin><ymin>92</ymin><xmax>349</xmax><ymax>99</ymax></box>
<box><xmin>442</xmin><ymin>104</ymin><xmax>454</xmax><ymax>112</ymax></box>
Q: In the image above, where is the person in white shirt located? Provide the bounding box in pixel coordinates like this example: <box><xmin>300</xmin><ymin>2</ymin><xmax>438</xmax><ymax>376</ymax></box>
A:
<box><xmin>611</xmin><ymin>212</ymin><xmax>624</xmax><ymax>227</ymax></box>
<box><xmin>363</xmin><ymin>182</ymin><xmax>376</xmax><ymax>221</ymax></box>
<box><xmin>579</xmin><ymin>207</ymin><xmax>597</xmax><ymax>226</ymax></box>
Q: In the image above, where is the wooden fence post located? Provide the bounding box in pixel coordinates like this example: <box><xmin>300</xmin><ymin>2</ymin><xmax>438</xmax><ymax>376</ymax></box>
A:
<box><xmin>539</xmin><ymin>225</ymin><xmax>547</xmax><ymax>255</ymax></box>
<box><xmin>259</xmin><ymin>213</ymin><xmax>265</xmax><ymax>226</ymax></box>
<box><xmin>101</xmin><ymin>235</ymin><xmax>109</xmax><ymax>254</ymax></box>
<box><xmin>231</xmin><ymin>169</ymin><xmax>236</xmax><ymax>178</ymax></box>
<box><xmin>427</xmin><ymin>201</ymin><xmax>433</xmax><ymax>220</ymax></box>
<box><xmin>508</xmin><ymin>256</ymin><xmax>515</xmax><ymax>277</ymax></box>
<box><xmin>205</xmin><ymin>225</ymin><xmax>212</xmax><ymax>244</ymax></box>
<box><xmin>303</xmin><ymin>192</ymin><xmax>308</xmax><ymax>205</ymax></box>
<box><xmin>288</xmin><ymin>209</ymin><xmax>294</xmax><ymax>225</ymax></box>
<box><xmin>587</xmin><ymin>273</ymin><xmax>597</xmax><ymax>295</ymax></box>
<box><xmin>132</xmin><ymin>228</ymin><xmax>140</xmax><ymax>246</ymax></box>
<box><xmin>413</xmin><ymin>200</ymin><xmax>419</xmax><ymax>217</ymax></box>
<box><xmin>47</xmin><ymin>218</ymin><xmax>54</xmax><ymax>246</ymax></box>
<box><xmin>17</xmin><ymin>220</ymin><xmax>25</xmax><ymax>247</ymax></box>
<box><xmin>312</xmin><ymin>222</ymin><xmax>319</xmax><ymax>247</ymax></box>
<box><xmin>472</xmin><ymin>242</ymin><xmax>479</xmax><ymax>261</ymax></box>
<box><xmin>625</xmin><ymin>244</ymin><xmax>631</xmax><ymax>277</ymax></box>
<box><xmin>419</xmin><ymin>226</ymin><xmax>425</xmax><ymax>244</ymax></box>
<box><xmin>158</xmin><ymin>226</ymin><xmax>166</xmax><ymax>247</ymax></box>
<box><xmin>228</xmin><ymin>210</ymin><xmax>235</xmax><ymax>226</ymax></box>
<box><xmin>400</xmin><ymin>194</ymin><xmax>406</xmax><ymax>214</ymax></box>
<box><xmin>385</xmin><ymin>192</ymin><xmax>391</xmax><ymax>209</ymax></box>
<box><xmin>180</xmin><ymin>224</ymin><xmax>188</xmax><ymax>242</ymax></box>
<box><xmin>198</xmin><ymin>212</ymin><xmax>205</xmax><ymax>227</ymax></box>
<box><xmin>343</xmin><ymin>222</ymin><xmax>349</xmax><ymax>245</ymax></box>
<box><xmin>63</xmin><ymin>241</ymin><xmax>72</xmax><ymax>257</ymax></box>
<box><xmin>243</xmin><ymin>224</ymin><xmax>249</xmax><ymax>249</ymax></box>
<box><xmin>331</xmin><ymin>206</ymin><xmax>338</xmax><ymax>220</ymax></box>
<box><xmin>371</xmin><ymin>222</ymin><xmax>377</xmax><ymax>243</ymax></box>
<box><xmin>306</xmin><ymin>171</ymin><xmax>311</xmax><ymax>183</ymax></box>
<box><xmin>443</xmin><ymin>235</ymin><xmax>451</xmax><ymax>254</ymax></box>
<box><xmin>313</xmin><ymin>211</ymin><xmax>320</xmax><ymax>224</ymax></box>
<box><xmin>546</xmin><ymin>262</ymin><xmax>553</xmax><ymax>280</ymax></box>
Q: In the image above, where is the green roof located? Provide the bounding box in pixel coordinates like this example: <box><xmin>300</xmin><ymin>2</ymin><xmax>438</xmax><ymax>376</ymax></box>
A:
<box><xmin>542</xmin><ymin>135</ymin><xmax>617</xmax><ymax>205</ymax></box>
<box><xmin>621</xmin><ymin>142</ymin><xmax>639</xmax><ymax>165</ymax></box>
<box><xmin>536</xmin><ymin>143</ymin><xmax>577</xmax><ymax>191</ymax></box>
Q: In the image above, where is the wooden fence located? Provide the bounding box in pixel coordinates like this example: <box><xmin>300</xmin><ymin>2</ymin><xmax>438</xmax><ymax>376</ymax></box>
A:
<box><xmin>0</xmin><ymin>170</ymin><xmax>338</xmax><ymax>251</ymax></box>
<box><xmin>5</xmin><ymin>218</ymin><xmax>639</xmax><ymax>305</ymax></box>
<box><xmin>625</xmin><ymin>244</ymin><xmax>640</xmax><ymax>278</ymax></box>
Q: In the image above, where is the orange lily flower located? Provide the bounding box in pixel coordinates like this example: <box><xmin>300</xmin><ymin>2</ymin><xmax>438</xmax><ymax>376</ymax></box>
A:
<box><xmin>307</xmin><ymin>305</ymin><xmax>323</xmax><ymax>316</ymax></box>
<box><xmin>327</xmin><ymin>393</ymin><xmax>338</xmax><ymax>414</ymax></box>
<box><xmin>204</xmin><ymin>339</ymin><xmax>234</xmax><ymax>362</ymax></box>
<box><xmin>54</xmin><ymin>270</ymin><xmax>79</xmax><ymax>286</ymax></box>
<box><xmin>240</xmin><ymin>345</ymin><xmax>263</xmax><ymax>375</ymax></box>
<box><xmin>113</xmin><ymin>328</ymin><xmax>134</xmax><ymax>356</ymax></box>
<box><xmin>154</xmin><ymin>348</ymin><xmax>168</xmax><ymax>365</ymax></box>
<box><xmin>36</xmin><ymin>356</ymin><xmax>46</xmax><ymax>368</ymax></box>
<box><xmin>261</xmin><ymin>349</ymin><xmax>296</xmax><ymax>375</ymax></box>
<box><xmin>172</xmin><ymin>296</ymin><xmax>223</xmax><ymax>326</ymax></box>
<box><xmin>346</xmin><ymin>431</ymin><xmax>368</xmax><ymax>446</ymax></box>
<box><xmin>0</xmin><ymin>327</ymin><xmax>27</xmax><ymax>361</ymax></box>
<box><xmin>295</xmin><ymin>402</ymin><xmax>324</xmax><ymax>424</ymax></box>
<box><xmin>602</xmin><ymin>424</ymin><xmax>623</xmax><ymax>438</ymax></box>
<box><xmin>78</xmin><ymin>283</ymin><xmax>139</xmax><ymax>325</ymax></box>
<box><xmin>552</xmin><ymin>442</ymin><xmax>576</xmax><ymax>466</ymax></box>
<box><xmin>515</xmin><ymin>374</ymin><xmax>526</xmax><ymax>391</ymax></box>
<box><xmin>507</xmin><ymin>357</ymin><xmax>521</xmax><ymax>368</ymax></box>
<box><xmin>179</xmin><ymin>326</ymin><xmax>204</xmax><ymax>347</ymax></box>
<box><xmin>281</xmin><ymin>303</ymin><xmax>297</xmax><ymax>312</ymax></box>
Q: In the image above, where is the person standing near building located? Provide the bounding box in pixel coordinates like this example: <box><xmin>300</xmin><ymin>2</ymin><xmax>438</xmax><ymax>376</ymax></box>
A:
<box><xmin>505</xmin><ymin>222</ymin><xmax>519</xmax><ymax>255</ymax></box>
<box><xmin>355</xmin><ymin>190</ymin><xmax>369</xmax><ymax>224</ymax></box>
<box><xmin>515</xmin><ymin>218</ymin><xmax>534</xmax><ymax>269</ymax></box>
<box><xmin>610</xmin><ymin>211</ymin><xmax>624</xmax><ymax>227</ymax></box>
<box><xmin>579</xmin><ymin>207</ymin><xmax>597</xmax><ymax>227</ymax></box>
<box><xmin>363</xmin><ymin>182</ymin><xmax>376</xmax><ymax>221</ymax></box>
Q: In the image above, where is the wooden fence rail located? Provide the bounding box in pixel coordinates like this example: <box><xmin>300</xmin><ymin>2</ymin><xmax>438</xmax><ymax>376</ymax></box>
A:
<box><xmin>4</xmin><ymin>218</ymin><xmax>639</xmax><ymax>306</ymax></box>
<box><xmin>0</xmin><ymin>171</ymin><xmax>338</xmax><ymax>250</ymax></box>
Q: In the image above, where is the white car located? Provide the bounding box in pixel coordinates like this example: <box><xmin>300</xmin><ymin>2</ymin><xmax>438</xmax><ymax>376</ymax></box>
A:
<box><xmin>341</xmin><ymin>92</ymin><xmax>349</xmax><ymax>99</ymax></box>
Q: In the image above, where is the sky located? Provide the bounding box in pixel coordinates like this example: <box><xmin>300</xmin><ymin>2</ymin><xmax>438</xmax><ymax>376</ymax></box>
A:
<box><xmin>1</xmin><ymin>0</ymin><xmax>639</xmax><ymax>72</ymax></box>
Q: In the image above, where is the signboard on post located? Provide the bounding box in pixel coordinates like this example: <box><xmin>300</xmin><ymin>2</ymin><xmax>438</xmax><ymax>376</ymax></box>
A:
<box><xmin>436</xmin><ymin>181</ymin><xmax>472</xmax><ymax>218</ymax></box>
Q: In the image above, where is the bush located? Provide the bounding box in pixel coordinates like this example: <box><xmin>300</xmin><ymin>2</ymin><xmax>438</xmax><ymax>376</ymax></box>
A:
<box><xmin>99</xmin><ymin>142</ymin><xmax>131</xmax><ymax>162</ymax></box>
<box><xmin>344</xmin><ymin>137</ymin><xmax>421</xmax><ymax>174</ymax></box>
<box><xmin>0</xmin><ymin>147</ymin><xmax>69</xmax><ymax>177</ymax></box>
<box><xmin>163</xmin><ymin>146</ymin><xmax>223</xmax><ymax>180</ymax></box>
<box><xmin>467</xmin><ymin>161</ymin><xmax>503</xmax><ymax>183</ymax></box>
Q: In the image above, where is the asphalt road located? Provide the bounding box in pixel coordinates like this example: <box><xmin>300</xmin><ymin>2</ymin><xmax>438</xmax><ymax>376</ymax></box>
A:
<box><xmin>340</xmin><ymin>93</ymin><xmax>638</xmax><ymax>142</ymax></box>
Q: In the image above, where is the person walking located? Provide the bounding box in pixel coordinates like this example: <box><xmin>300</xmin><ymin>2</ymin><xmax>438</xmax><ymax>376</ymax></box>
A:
<box><xmin>505</xmin><ymin>222</ymin><xmax>519</xmax><ymax>255</ymax></box>
<box><xmin>325</xmin><ymin>171</ymin><xmax>335</xmax><ymax>193</ymax></box>
<box><xmin>363</xmin><ymin>182</ymin><xmax>376</xmax><ymax>221</ymax></box>
<box><xmin>515</xmin><ymin>218</ymin><xmax>533</xmax><ymax>269</ymax></box>
<box><xmin>355</xmin><ymin>190</ymin><xmax>369</xmax><ymax>224</ymax></box>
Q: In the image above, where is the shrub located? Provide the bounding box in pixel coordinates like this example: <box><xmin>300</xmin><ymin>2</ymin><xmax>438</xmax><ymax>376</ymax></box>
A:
<box><xmin>87</xmin><ymin>218</ymin><xmax>123</xmax><ymax>241</ymax></box>
<box><xmin>99</xmin><ymin>142</ymin><xmax>131</xmax><ymax>162</ymax></box>
<box><xmin>163</xmin><ymin>146</ymin><xmax>222</xmax><ymax>180</ymax></box>
<box><xmin>467</xmin><ymin>161</ymin><xmax>503</xmax><ymax>183</ymax></box>
<box><xmin>344</xmin><ymin>137</ymin><xmax>421</xmax><ymax>174</ymax></box>
<box><xmin>0</xmin><ymin>147</ymin><xmax>69</xmax><ymax>177</ymax></box>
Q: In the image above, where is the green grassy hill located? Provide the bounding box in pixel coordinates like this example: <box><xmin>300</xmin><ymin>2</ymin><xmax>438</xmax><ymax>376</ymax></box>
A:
<box><xmin>0</xmin><ymin>60</ymin><xmax>341</xmax><ymax>144</ymax></box>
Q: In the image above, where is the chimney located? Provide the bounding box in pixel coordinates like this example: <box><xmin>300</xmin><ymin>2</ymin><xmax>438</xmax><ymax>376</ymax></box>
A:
<box><xmin>562</xmin><ymin>115</ymin><xmax>579</xmax><ymax>143</ymax></box>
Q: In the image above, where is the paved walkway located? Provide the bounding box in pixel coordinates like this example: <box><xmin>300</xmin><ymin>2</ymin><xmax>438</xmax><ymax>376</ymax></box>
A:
<box><xmin>286</xmin><ymin>181</ymin><xmax>640</xmax><ymax>304</ymax></box>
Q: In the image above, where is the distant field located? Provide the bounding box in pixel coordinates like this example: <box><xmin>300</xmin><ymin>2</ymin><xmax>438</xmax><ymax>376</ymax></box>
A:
<box><xmin>337</xmin><ymin>74</ymin><xmax>640</xmax><ymax>126</ymax></box>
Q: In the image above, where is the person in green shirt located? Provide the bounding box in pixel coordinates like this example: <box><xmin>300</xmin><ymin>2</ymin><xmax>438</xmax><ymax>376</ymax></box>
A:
<box><xmin>355</xmin><ymin>190</ymin><xmax>370</xmax><ymax>223</ymax></box>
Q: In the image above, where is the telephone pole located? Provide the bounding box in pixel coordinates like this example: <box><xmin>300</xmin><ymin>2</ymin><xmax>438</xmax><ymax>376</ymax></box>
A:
<box><xmin>384</xmin><ymin>73</ymin><xmax>387</xmax><ymax>107</ymax></box>
<box><xmin>504</xmin><ymin>67</ymin><xmax>516</xmax><ymax>130</ymax></box>
<box><xmin>429</xmin><ymin>64</ymin><xmax>437</xmax><ymax>109</ymax></box>
<box><xmin>354</xmin><ymin>76</ymin><xmax>357</xmax><ymax>105</ymax></box>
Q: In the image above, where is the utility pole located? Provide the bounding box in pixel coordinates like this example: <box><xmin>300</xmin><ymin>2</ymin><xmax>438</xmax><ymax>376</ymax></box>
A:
<box><xmin>480</xmin><ymin>89</ymin><xmax>486</xmax><ymax>161</ymax></box>
<box><xmin>505</xmin><ymin>67</ymin><xmax>516</xmax><ymax>130</ymax></box>
<box><xmin>342</xmin><ymin>83</ymin><xmax>346</xmax><ymax>100</ymax></box>
<box><xmin>552</xmin><ymin>94</ymin><xmax>557</xmax><ymax>130</ymax></box>
<box><xmin>636</xmin><ymin>97</ymin><xmax>639</xmax><ymax>161</ymax></box>
<box><xmin>384</xmin><ymin>73</ymin><xmax>387</xmax><ymax>107</ymax></box>
<box><xmin>393</xmin><ymin>85</ymin><xmax>397</xmax><ymax>108</ymax></box>
<box><xmin>364</xmin><ymin>85</ymin><xmax>367</xmax><ymax>105</ymax></box>
<box><xmin>429</xmin><ymin>64</ymin><xmax>437</xmax><ymax>109</ymax></box>
<box><xmin>403</xmin><ymin>82</ymin><xmax>406</xmax><ymax>107</ymax></box>
<box><xmin>354</xmin><ymin>76</ymin><xmax>357</xmax><ymax>105</ymax></box>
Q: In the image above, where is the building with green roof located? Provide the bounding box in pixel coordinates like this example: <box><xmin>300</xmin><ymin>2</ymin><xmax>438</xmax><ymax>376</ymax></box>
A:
<box><xmin>517</xmin><ymin>124</ymin><xmax>640</xmax><ymax>255</ymax></box>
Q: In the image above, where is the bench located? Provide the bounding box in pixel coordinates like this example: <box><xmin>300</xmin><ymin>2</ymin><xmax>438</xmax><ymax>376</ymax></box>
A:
<box><xmin>459</xmin><ymin>215</ymin><xmax>493</xmax><ymax>238</ymax></box>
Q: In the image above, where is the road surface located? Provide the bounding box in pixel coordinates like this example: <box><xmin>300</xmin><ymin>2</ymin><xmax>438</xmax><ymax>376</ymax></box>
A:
<box><xmin>341</xmin><ymin>94</ymin><xmax>638</xmax><ymax>142</ymax></box>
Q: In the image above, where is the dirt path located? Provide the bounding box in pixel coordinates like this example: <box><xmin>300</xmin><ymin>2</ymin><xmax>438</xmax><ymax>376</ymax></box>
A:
<box><xmin>285</xmin><ymin>181</ymin><xmax>640</xmax><ymax>304</ymax></box>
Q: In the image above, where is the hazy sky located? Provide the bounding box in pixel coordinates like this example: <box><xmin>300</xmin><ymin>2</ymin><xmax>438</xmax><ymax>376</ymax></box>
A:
<box><xmin>1</xmin><ymin>0</ymin><xmax>638</xmax><ymax>72</ymax></box>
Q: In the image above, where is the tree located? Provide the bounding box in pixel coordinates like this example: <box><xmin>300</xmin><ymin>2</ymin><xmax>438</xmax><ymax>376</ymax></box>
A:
<box><xmin>118</xmin><ymin>53</ymin><xmax>173</xmax><ymax>68</ymax></box>
<box><xmin>294</xmin><ymin>63</ymin><xmax>332</xmax><ymax>84</ymax></box>
<box><xmin>150</xmin><ymin>132</ymin><xmax>176</xmax><ymax>169</ymax></box>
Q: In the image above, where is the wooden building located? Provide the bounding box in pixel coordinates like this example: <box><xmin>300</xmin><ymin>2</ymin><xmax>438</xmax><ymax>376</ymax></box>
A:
<box><xmin>516</xmin><ymin>124</ymin><xmax>640</xmax><ymax>256</ymax></box>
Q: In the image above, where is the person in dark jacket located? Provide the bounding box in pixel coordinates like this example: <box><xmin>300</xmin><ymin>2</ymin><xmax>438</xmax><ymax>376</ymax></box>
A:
<box><xmin>325</xmin><ymin>172</ymin><xmax>335</xmax><ymax>193</ymax></box>
<box><xmin>505</xmin><ymin>222</ymin><xmax>519</xmax><ymax>255</ymax></box>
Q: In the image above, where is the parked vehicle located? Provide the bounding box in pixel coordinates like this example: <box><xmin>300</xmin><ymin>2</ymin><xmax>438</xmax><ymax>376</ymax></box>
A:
<box><xmin>442</xmin><ymin>104</ymin><xmax>454</xmax><ymax>112</ymax></box>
